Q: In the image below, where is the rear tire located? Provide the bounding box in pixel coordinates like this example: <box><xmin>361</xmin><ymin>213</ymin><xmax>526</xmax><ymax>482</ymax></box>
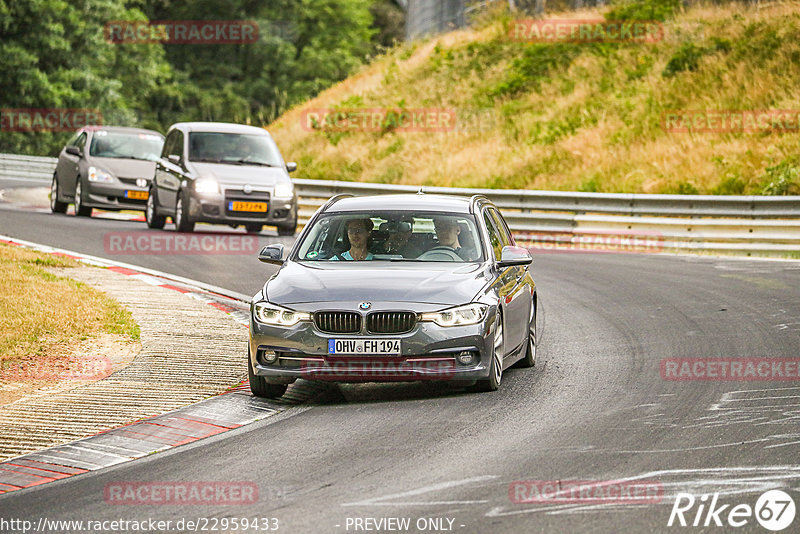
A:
<box><xmin>145</xmin><ymin>187</ymin><xmax>166</xmax><ymax>229</ymax></box>
<box><xmin>74</xmin><ymin>179</ymin><xmax>92</xmax><ymax>217</ymax></box>
<box><xmin>475</xmin><ymin>314</ymin><xmax>503</xmax><ymax>392</ymax></box>
<box><xmin>50</xmin><ymin>174</ymin><xmax>67</xmax><ymax>214</ymax></box>
<box><xmin>248</xmin><ymin>349</ymin><xmax>288</xmax><ymax>399</ymax></box>
<box><xmin>174</xmin><ymin>190</ymin><xmax>195</xmax><ymax>233</ymax></box>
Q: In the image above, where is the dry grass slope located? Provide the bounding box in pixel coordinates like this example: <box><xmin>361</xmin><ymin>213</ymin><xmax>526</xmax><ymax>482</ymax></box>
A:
<box><xmin>269</xmin><ymin>2</ymin><xmax>800</xmax><ymax>195</ymax></box>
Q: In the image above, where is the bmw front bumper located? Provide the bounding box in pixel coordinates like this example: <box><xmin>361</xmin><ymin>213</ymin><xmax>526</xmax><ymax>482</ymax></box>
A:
<box><xmin>249</xmin><ymin>304</ymin><xmax>497</xmax><ymax>384</ymax></box>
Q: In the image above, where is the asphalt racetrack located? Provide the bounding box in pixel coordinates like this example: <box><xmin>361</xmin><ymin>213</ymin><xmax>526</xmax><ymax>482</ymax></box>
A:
<box><xmin>1</xmin><ymin>177</ymin><xmax>799</xmax><ymax>533</ymax></box>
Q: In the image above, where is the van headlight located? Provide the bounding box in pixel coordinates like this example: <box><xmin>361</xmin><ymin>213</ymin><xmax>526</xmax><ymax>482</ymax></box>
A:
<box><xmin>194</xmin><ymin>178</ymin><xmax>219</xmax><ymax>194</ymax></box>
<box><xmin>253</xmin><ymin>302</ymin><xmax>310</xmax><ymax>326</ymax></box>
<box><xmin>420</xmin><ymin>303</ymin><xmax>487</xmax><ymax>327</ymax></box>
<box><xmin>274</xmin><ymin>182</ymin><xmax>294</xmax><ymax>198</ymax></box>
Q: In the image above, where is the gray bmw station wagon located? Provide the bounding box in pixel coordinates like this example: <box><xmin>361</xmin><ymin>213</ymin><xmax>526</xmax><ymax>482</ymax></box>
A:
<box><xmin>248</xmin><ymin>193</ymin><xmax>537</xmax><ymax>398</ymax></box>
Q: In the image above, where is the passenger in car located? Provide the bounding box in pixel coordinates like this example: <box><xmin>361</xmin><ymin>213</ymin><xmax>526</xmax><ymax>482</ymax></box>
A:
<box><xmin>332</xmin><ymin>218</ymin><xmax>375</xmax><ymax>261</ymax></box>
<box><xmin>381</xmin><ymin>217</ymin><xmax>422</xmax><ymax>258</ymax></box>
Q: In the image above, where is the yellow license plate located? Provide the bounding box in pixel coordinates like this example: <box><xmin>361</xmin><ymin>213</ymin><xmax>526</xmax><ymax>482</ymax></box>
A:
<box><xmin>125</xmin><ymin>190</ymin><xmax>148</xmax><ymax>200</ymax></box>
<box><xmin>229</xmin><ymin>201</ymin><xmax>267</xmax><ymax>212</ymax></box>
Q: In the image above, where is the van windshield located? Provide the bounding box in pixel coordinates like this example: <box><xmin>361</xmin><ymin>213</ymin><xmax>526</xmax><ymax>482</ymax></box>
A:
<box><xmin>188</xmin><ymin>132</ymin><xmax>284</xmax><ymax>166</ymax></box>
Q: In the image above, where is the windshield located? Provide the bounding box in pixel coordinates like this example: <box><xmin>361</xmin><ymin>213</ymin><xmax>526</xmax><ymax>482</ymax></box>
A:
<box><xmin>188</xmin><ymin>132</ymin><xmax>284</xmax><ymax>166</ymax></box>
<box><xmin>296</xmin><ymin>211</ymin><xmax>484</xmax><ymax>263</ymax></box>
<box><xmin>89</xmin><ymin>131</ymin><xmax>163</xmax><ymax>160</ymax></box>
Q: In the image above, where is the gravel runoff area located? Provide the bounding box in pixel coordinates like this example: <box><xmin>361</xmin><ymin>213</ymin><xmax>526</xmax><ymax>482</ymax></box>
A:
<box><xmin>0</xmin><ymin>265</ymin><xmax>249</xmax><ymax>462</ymax></box>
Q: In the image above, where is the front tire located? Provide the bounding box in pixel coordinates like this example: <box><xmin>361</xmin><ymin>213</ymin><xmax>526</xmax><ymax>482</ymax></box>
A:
<box><xmin>475</xmin><ymin>314</ymin><xmax>503</xmax><ymax>392</ymax></box>
<box><xmin>145</xmin><ymin>187</ymin><xmax>166</xmax><ymax>229</ymax></box>
<box><xmin>248</xmin><ymin>349</ymin><xmax>288</xmax><ymax>399</ymax></box>
<box><xmin>174</xmin><ymin>190</ymin><xmax>195</xmax><ymax>233</ymax></box>
<box><xmin>277</xmin><ymin>223</ymin><xmax>296</xmax><ymax>237</ymax></box>
<box><xmin>74</xmin><ymin>179</ymin><xmax>92</xmax><ymax>217</ymax></box>
<box><xmin>514</xmin><ymin>303</ymin><xmax>537</xmax><ymax>369</ymax></box>
<box><xmin>50</xmin><ymin>174</ymin><xmax>67</xmax><ymax>214</ymax></box>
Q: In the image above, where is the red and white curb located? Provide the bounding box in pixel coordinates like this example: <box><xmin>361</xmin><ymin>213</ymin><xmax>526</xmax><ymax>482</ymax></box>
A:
<box><xmin>0</xmin><ymin>235</ymin><xmax>327</xmax><ymax>496</ymax></box>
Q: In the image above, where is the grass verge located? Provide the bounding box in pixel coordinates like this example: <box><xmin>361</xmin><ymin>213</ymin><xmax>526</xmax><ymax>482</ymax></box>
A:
<box><xmin>0</xmin><ymin>244</ymin><xmax>139</xmax><ymax>368</ymax></box>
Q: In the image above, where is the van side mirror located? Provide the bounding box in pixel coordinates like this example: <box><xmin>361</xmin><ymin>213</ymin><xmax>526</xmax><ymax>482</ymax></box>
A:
<box><xmin>258</xmin><ymin>244</ymin><xmax>285</xmax><ymax>265</ymax></box>
<box><xmin>167</xmin><ymin>154</ymin><xmax>181</xmax><ymax>165</ymax></box>
<box><xmin>66</xmin><ymin>146</ymin><xmax>81</xmax><ymax>157</ymax></box>
<box><xmin>286</xmin><ymin>162</ymin><xmax>297</xmax><ymax>173</ymax></box>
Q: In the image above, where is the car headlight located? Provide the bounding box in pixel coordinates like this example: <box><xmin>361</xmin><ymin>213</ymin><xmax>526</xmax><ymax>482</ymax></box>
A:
<box><xmin>88</xmin><ymin>166</ymin><xmax>114</xmax><ymax>183</ymax></box>
<box><xmin>274</xmin><ymin>182</ymin><xmax>294</xmax><ymax>198</ymax></box>
<box><xmin>194</xmin><ymin>178</ymin><xmax>219</xmax><ymax>194</ymax></box>
<box><xmin>253</xmin><ymin>302</ymin><xmax>311</xmax><ymax>326</ymax></box>
<box><xmin>420</xmin><ymin>303</ymin><xmax>488</xmax><ymax>327</ymax></box>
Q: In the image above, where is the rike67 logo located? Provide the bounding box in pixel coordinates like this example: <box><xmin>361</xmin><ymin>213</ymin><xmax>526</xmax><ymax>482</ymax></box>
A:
<box><xmin>668</xmin><ymin>490</ymin><xmax>796</xmax><ymax>531</ymax></box>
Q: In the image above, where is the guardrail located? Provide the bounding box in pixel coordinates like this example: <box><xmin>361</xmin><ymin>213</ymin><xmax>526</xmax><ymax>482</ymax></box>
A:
<box><xmin>3</xmin><ymin>153</ymin><xmax>800</xmax><ymax>256</ymax></box>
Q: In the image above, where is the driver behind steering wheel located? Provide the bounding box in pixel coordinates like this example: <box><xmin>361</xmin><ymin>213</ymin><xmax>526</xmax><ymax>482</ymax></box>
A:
<box><xmin>432</xmin><ymin>217</ymin><xmax>466</xmax><ymax>259</ymax></box>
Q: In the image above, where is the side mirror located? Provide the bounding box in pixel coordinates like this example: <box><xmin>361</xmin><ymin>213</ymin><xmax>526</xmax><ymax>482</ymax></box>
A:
<box><xmin>258</xmin><ymin>244</ymin><xmax>285</xmax><ymax>265</ymax></box>
<box><xmin>66</xmin><ymin>146</ymin><xmax>81</xmax><ymax>157</ymax></box>
<box><xmin>167</xmin><ymin>154</ymin><xmax>181</xmax><ymax>165</ymax></box>
<box><xmin>286</xmin><ymin>162</ymin><xmax>297</xmax><ymax>173</ymax></box>
<box><xmin>497</xmin><ymin>245</ymin><xmax>532</xmax><ymax>268</ymax></box>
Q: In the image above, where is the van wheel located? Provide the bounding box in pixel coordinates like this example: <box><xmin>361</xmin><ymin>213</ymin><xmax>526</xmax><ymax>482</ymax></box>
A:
<box><xmin>145</xmin><ymin>187</ymin><xmax>166</xmax><ymax>229</ymax></box>
<box><xmin>174</xmin><ymin>191</ymin><xmax>195</xmax><ymax>232</ymax></box>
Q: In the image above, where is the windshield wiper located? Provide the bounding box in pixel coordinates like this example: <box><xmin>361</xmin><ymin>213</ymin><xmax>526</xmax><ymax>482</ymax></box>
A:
<box><xmin>191</xmin><ymin>157</ymin><xmax>224</xmax><ymax>163</ymax></box>
<box><xmin>228</xmin><ymin>159</ymin><xmax>278</xmax><ymax>167</ymax></box>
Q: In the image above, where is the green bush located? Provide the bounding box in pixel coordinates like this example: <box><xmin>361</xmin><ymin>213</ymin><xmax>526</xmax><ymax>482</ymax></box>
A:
<box><xmin>662</xmin><ymin>42</ymin><xmax>706</xmax><ymax>77</ymax></box>
<box><xmin>760</xmin><ymin>158</ymin><xmax>800</xmax><ymax>195</ymax></box>
<box><xmin>490</xmin><ymin>43</ymin><xmax>579</xmax><ymax>98</ymax></box>
<box><xmin>606</xmin><ymin>0</ymin><xmax>682</xmax><ymax>23</ymax></box>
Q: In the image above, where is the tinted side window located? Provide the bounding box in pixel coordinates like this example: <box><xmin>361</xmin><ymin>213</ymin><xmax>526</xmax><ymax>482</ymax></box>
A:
<box><xmin>75</xmin><ymin>133</ymin><xmax>87</xmax><ymax>150</ymax></box>
<box><xmin>162</xmin><ymin>131</ymin><xmax>176</xmax><ymax>158</ymax></box>
<box><xmin>163</xmin><ymin>130</ymin><xmax>184</xmax><ymax>159</ymax></box>
<box><xmin>489</xmin><ymin>208</ymin><xmax>514</xmax><ymax>246</ymax></box>
<box><xmin>173</xmin><ymin>131</ymin><xmax>184</xmax><ymax>158</ymax></box>
<box><xmin>483</xmin><ymin>210</ymin><xmax>503</xmax><ymax>260</ymax></box>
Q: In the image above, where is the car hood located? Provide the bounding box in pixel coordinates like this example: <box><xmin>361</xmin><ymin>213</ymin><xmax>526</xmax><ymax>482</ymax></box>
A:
<box><xmin>91</xmin><ymin>158</ymin><xmax>155</xmax><ymax>179</ymax></box>
<box><xmin>189</xmin><ymin>162</ymin><xmax>287</xmax><ymax>187</ymax></box>
<box><xmin>266</xmin><ymin>261</ymin><xmax>490</xmax><ymax>307</ymax></box>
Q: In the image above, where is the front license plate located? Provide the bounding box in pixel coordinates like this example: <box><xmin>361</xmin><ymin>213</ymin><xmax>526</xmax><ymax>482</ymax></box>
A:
<box><xmin>229</xmin><ymin>201</ymin><xmax>267</xmax><ymax>212</ymax></box>
<box><xmin>125</xmin><ymin>190</ymin><xmax>148</xmax><ymax>200</ymax></box>
<box><xmin>328</xmin><ymin>339</ymin><xmax>401</xmax><ymax>355</ymax></box>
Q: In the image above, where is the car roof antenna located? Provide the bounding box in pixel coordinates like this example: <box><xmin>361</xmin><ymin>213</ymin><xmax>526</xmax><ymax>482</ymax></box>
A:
<box><xmin>417</xmin><ymin>187</ymin><xmax>424</xmax><ymax>195</ymax></box>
